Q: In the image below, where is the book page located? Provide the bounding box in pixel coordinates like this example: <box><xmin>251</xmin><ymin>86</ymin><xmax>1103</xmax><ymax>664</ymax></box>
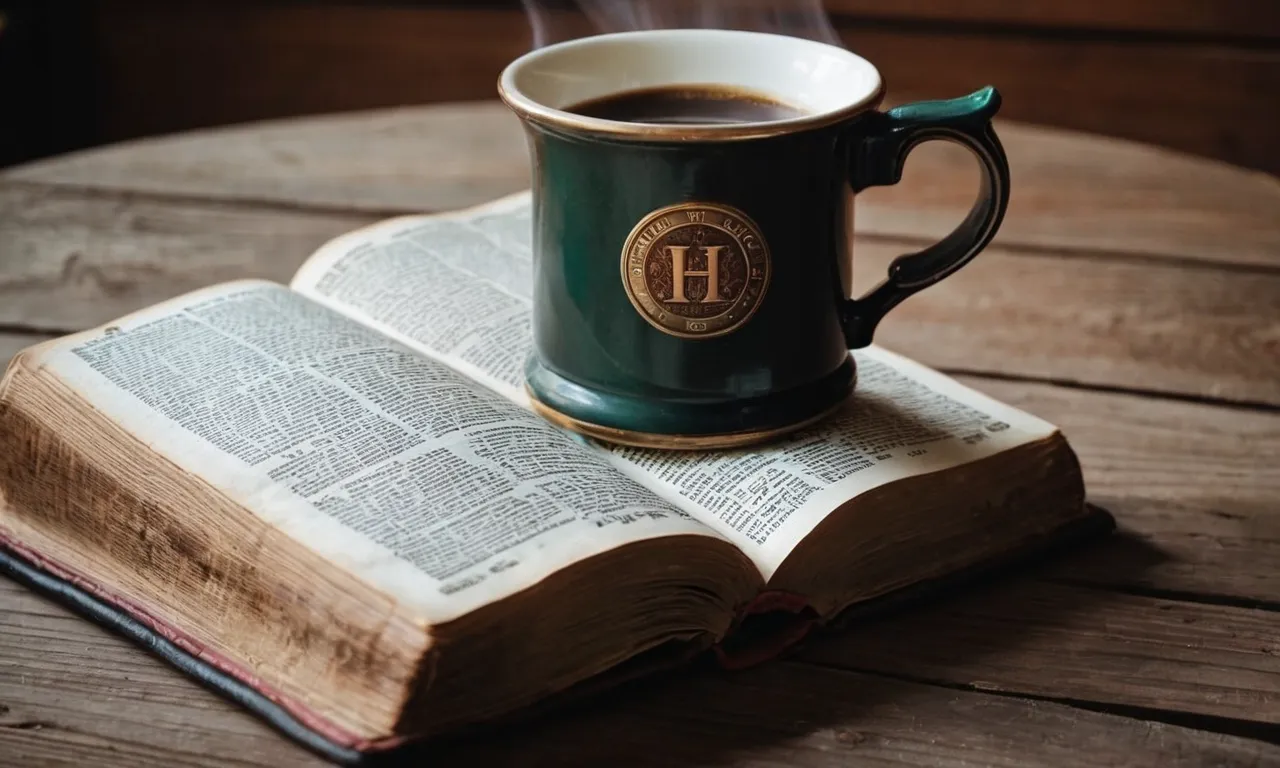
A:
<box><xmin>291</xmin><ymin>192</ymin><xmax>535</xmax><ymax>404</ymax></box>
<box><xmin>35</xmin><ymin>280</ymin><xmax>720</xmax><ymax>622</ymax></box>
<box><xmin>289</xmin><ymin>194</ymin><xmax>1062</xmax><ymax>578</ymax></box>
<box><xmin>606</xmin><ymin>347</ymin><xmax>1060</xmax><ymax>577</ymax></box>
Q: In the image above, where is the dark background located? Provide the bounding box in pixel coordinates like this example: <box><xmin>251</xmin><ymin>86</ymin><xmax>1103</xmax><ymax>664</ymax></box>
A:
<box><xmin>2</xmin><ymin>1</ymin><xmax>1278</xmax><ymax>173</ymax></box>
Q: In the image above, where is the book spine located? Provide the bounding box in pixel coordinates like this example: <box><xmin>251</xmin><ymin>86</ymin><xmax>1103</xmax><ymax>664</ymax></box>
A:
<box><xmin>712</xmin><ymin>590</ymin><xmax>818</xmax><ymax>670</ymax></box>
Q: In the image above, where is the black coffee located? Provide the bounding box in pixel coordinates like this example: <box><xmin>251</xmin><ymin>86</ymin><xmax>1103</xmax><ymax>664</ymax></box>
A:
<box><xmin>566</xmin><ymin>86</ymin><xmax>805</xmax><ymax>125</ymax></box>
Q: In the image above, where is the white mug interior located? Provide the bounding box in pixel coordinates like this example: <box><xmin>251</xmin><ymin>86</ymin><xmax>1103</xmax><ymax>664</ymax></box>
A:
<box><xmin>499</xmin><ymin>29</ymin><xmax>884</xmax><ymax>139</ymax></box>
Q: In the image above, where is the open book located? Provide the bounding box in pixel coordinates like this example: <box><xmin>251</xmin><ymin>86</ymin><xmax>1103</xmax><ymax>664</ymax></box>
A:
<box><xmin>0</xmin><ymin>192</ymin><xmax>1100</xmax><ymax>762</ymax></box>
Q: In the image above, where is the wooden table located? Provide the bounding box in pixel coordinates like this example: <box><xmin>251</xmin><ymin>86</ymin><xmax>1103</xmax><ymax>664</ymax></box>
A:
<box><xmin>2</xmin><ymin>102</ymin><xmax>1279</xmax><ymax>767</ymax></box>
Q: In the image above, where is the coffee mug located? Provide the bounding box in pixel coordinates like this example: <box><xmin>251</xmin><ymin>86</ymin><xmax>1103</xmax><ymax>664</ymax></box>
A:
<box><xmin>498</xmin><ymin>29</ymin><xmax>1009</xmax><ymax>449</ymax></box>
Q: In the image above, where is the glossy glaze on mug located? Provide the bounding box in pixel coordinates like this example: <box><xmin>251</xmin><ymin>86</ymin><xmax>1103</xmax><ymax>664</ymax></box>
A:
<box><xmin>500</xmin><ymin>31</ymin><xmax>1009</xmax><ymax>447</ymax></box>
<box><xmin>526</xmin><ymin>118</ymin><xmax>863</xmax><ymax>404</ymax></box>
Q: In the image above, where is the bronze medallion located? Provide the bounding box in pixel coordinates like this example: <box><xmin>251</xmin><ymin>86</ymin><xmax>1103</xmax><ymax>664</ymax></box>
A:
<box><xmin>620</xmin><ymin>201</ymin><xmax>772</xmax><ymax>339</ymax></box>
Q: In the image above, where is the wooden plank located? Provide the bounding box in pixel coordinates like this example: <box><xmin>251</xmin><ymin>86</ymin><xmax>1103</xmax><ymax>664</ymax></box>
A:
<box><xmin>860</xmin><ymin>126</ymin><xmax>1280</xmax><ymax>269</ymax></box>
<box><xmin>432</xmin><ymin>661</ymin><xmax>1280</xmax><ymax>767</ymax></box>
<box><xmin>859</xmin><ymin>239</ymin><xmax>1280</xmax><ymax>406</ymax></box>
<box><xmin>0</xmin><ymin>183</ymin><xmax>377</xmax><ymax>330</ymax></box>
<box><xmin>962</xmin><ymin>377</ymin><xmax>1280</xmax><ymax>605</ymax></box>
<box><xmin>826</xmin><ymin>0</ymin><xmax>1280</xmax><ymax>39</ymax></box>
<box><xmin>3</xmin><ymin>579</ymin><xmax>1276</xmax><ymax>768</ymax></box>
<box><xmin>0</xmin><ymin>581</ymin><xmax>323</xmax><ymax>768</ymax></box>
<box><xmin>2</xmin><ymin>104</ymin><xmax>533</xmax><ymax>220</ymax></box>
<box><xmin>801</xmin><ymin>580</ymin><xmax>1280</xmax><ymax>726</ymax></box>
<box><xmin>9</xmin><ymin>102</ymin><xmax>1279</xmax><ymax>270</ymax></box>
<box><xmin>57</xmin><ymin>4</ymin><xmax>1280</xmax><ymax>175</ymax></box>
<box><xmin>2</xmin><ymin>183</ymin><xmax>1276</xmax><ymax>404</ymax></box>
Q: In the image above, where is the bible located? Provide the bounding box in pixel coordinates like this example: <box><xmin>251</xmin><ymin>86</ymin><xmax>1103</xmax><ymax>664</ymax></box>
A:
<box><xmin>0</xmin><ymin>192</ymin><xmax>1104</xmax><ymax>764</ymax></box>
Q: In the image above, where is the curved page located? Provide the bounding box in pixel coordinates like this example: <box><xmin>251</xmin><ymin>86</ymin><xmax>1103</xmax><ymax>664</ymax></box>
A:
<box><xmin>33</xmin><ymin>281</ymin><xmax>721</xmax><ymax>622</ymax></box>
<box><xmin>291</xmin><ymin>194</ymin><xmax>1061</xmax><ymax>579</ymax></box>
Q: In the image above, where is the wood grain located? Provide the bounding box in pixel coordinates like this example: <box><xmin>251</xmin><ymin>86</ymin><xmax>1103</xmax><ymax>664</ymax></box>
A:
<box><xmin>0</xmin><ymin>184</ymin><xmax>376</xmax><ymax>330</ymax></box>
<box><xmin>858</xmin><ymin>239</ymin><xmax>1280</xmax><ymax>406</ymax></box>
<box><xmin>9</xmin><ymin>103</ymin><xmax>1279</xmax><ymax>269</ymax></box>
<box><xmin>3</xmin><ymin>579</ymin><xmax>1277</xmax><ymax>768</ymax></box>
<box><xmin>2</xmin><ymin>183</ymin><xmax>1276</xmax><ymax>405</ymax></box>
<box><xmin>427</xmin><ymin>660</ymin><xmax>1280</xmax><ymax>768</ymax></box>
<box><xmin>2</xmin><ymin>105</ymin><xmax>534</xmax><ymax>219</ymax></box>
<box><xmin>862</xmin><ymin>122</ymin><xmax>1280</xmax><ymax>269</ymax></box>
<box><xmin>804</xmin><ymin>580</ymin><xmax>1280</xmax><ymax>725</ymax></box>
<box><xmin>0</xmin><ymin>580</ymin><xmax>321</xmax><ymax>768</ymax></box>
<box><xmin>827</xmin><ymin>0</ymin><xmax>1280</xmax><ymax>39</ymax></box>
<box><xmin>75</xmin><ymin>4</ymin><xmax>1280</xmax><ymax>173</ymax></box>
<box><xmin>962</xmin><ymin>377</ymin><xmax>1280</xmax><ymax>605</ymax></box>
<box><xmin>2</xmin><ymin>81</ymin><xmax>1278</xmax><ymax>768</ymax></box>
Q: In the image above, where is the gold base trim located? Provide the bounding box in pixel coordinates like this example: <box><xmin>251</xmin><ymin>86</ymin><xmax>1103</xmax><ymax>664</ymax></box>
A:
<box><xmin>526</xmin><ymin>388</ymin><xmax>850</xmax><ymax>451</ymax></box>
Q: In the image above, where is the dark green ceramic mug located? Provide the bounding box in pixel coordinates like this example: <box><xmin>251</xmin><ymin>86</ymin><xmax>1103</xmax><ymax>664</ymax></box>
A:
<box><xmin>499</xmin><ymin>29</ymin><xmax>1009</xmax><ymax>449</ymax></box>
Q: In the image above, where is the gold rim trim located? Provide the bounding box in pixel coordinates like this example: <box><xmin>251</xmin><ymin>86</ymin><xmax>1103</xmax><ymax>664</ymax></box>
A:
<box><xmin>494</xmin><ymin>51</ymin><xmax>885</xmax><ymax>143</ymax></box>
<box><xmin>498</xmin><ymin>80</ymin><xmax>885</xmax><ymax>142</ymax></box>
<box><xmin>620</xmin><ymin>200</ymin><xmax>772</xmax><ymax>339</ymax></box>
<box><xmin>527</xmin><ymin>387</ymin><xmax>851</xmax><ymax>451</ymax></box>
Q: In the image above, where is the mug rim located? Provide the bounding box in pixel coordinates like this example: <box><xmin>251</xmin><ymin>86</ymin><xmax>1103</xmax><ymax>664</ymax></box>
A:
<box><xmin>497</xmin><ymin>29</ymin><xmax>885</xmax><ymax>142</ymax></box>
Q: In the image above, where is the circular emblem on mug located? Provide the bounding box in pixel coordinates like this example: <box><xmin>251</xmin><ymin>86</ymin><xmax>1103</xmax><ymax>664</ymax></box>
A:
<box><xmin>620</xmin><ymin>201</ymin><xmax>771</xmax><ymax>339</ymax></box>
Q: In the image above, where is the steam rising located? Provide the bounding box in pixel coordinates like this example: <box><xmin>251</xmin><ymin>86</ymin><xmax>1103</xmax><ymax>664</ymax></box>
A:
<box><xmin>521</xmin><ymin>0</ymin><xmax>841</xmax><ymax>48</ymax></box>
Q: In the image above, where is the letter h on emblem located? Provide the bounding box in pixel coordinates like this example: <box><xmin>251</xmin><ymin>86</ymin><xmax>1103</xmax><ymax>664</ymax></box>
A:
<box><xmin>665</xmin><ymin>245</ymin><xmax>725</xmax><ymax>303</ymax></box>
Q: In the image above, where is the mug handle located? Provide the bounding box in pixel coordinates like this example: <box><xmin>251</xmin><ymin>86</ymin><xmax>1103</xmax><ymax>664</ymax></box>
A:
<box><xmin>841</xmin><ymin>86</ymin><xmax>1010</xmax><ymax>348</ymax></box>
